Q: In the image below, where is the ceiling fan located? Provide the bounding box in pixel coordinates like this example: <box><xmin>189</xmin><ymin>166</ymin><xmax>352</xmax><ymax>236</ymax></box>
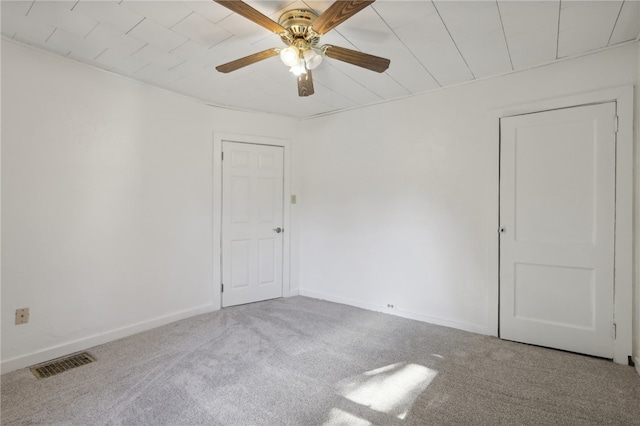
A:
<box><xmin>214</xmin><ymin>0</ymin><xmax>391</xmax><ymax>97</ymax></box>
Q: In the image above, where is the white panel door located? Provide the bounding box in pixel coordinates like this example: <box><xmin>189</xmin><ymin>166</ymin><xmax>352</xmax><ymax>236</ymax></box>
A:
<box><xmin>499</xmin><ymin>102</ymin><xmax>616</xmax><ymax>358</ymax></box>
<box><xmin>222</xmin><ymin>141</ymin><xmax>284</xmax><ymax>307</ymax></box>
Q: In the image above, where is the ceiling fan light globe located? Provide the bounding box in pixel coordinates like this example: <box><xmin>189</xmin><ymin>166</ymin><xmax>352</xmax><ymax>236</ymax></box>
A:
<box><xmin>289</xmin><ymin>60</ymin><xmax>307</xmax><ymax>76</ymax></box>
<box><xmin>303</xmin><ymin>49</ymin><xmax>323</xmax><ymax>70</ymax></box>
<box><xmin>280</xmin><ymin>46</ymin><xmax>300</xmax><ymax>67</ymax></box>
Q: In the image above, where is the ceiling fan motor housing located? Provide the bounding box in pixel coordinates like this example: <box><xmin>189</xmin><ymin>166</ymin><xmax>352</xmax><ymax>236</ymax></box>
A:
<box><xmin>278</xmin><ymin>9</ymin><xmax>321</xmax><ymax>49</ymax></box>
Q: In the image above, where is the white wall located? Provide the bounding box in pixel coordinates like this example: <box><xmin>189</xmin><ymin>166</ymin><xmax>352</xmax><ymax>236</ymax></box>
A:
<box><xmin>0</xmin><ymin>40</ymin><xmax>297</xmax><ymax>372</ymax></box>
<box><xmin>296</xmin><ymin>44</ymin><xmax>638</xmax><ymax>346</ymax></box>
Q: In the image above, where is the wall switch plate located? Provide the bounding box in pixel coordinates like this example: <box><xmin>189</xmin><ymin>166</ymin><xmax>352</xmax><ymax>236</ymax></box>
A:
<box><xmin>15</xmin><ymin>308</ymin><xmax>29</xmax><ymax>324</ymax></box>
<box><xmin>291</xmin><ymin>195</ymin><xmax>297</xmax><ymax>204</ymax></box>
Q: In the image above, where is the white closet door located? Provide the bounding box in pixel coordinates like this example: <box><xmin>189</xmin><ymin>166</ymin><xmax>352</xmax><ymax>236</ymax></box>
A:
<box><xmin>499</xmin><ymin>102</ymin><xmax>616</xmax><ymax>358</ymax></box>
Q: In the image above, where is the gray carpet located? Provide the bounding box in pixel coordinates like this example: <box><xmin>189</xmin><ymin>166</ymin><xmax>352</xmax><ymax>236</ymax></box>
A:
<box><xmin>1</xmin><ymin>296</ymin><xmax>639</xmax><ymax>425</ymax></box>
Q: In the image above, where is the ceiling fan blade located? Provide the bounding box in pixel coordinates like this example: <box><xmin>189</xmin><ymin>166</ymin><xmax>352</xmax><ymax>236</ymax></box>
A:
<box><xmin>323</xmin><ymin>45</ymin><xmax>390</xmax><ymax>73</ymax></box>
<box><xmin>311</xmin><ymin>0</ymin><xmax>375</xmax><ymax>35</ymax></box>
<box><xmin>214</xmin><ymin>0</ymin><xmax>286</xmax><ymax>34</ymax></box>
<box><xmin>298</xmin><ymin>70</ymin><xmax>314</xmax><ymax>97</ymax></box>
<box><xmin>216</xmin><ymin>48</ymin><xmax>279</xmax><ymax>73</ymax></box>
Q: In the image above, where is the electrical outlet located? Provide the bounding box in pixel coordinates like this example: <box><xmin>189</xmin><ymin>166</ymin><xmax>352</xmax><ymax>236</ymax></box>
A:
<box><xmin>387</xmin><ymin>304</ymin><xmax>395</xmax><ymax>309</ymax></box>
<box><xmin>15</xmin><ymin>308</ymin><xmax>29</xmax><ymax>324</ymax></box>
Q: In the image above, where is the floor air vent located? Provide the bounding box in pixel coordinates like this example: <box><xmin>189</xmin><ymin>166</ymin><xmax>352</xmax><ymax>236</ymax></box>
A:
<box><xmin>30</xmin><ymin>352</ymin><xmax>96</xmax><ymax>379</ymax></box>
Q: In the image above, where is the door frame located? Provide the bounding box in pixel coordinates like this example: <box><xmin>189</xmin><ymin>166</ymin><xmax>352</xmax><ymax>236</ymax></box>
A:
<box><xmin>213</xmin><ymin>133</ymin><xmax>293</xmax><ymax>310</ymax></box>
<box><xmin>488</xmin><ymin>86</ymin><xmax>633</xmax><ymax>364</ymax></box>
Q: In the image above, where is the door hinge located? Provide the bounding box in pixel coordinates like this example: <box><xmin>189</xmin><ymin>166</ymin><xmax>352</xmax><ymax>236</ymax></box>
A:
<box><xmin>221</xmin><ymin>283</ymin><xmax>224</xmax><ymax>293</ymax></box>
<box><xmin>611</xmin><ymin>323</ymin><xmax>617</xmax><ymax>339</ymax></box>
<box><xmin>221</xmin><ymin>152</ymin><xmax>224</xmax><ymax>161</ymax></box>
<box><xmin>614</xmin><ymin>116</ymin><xmax>619</xmax><ymax>133</ymax></box>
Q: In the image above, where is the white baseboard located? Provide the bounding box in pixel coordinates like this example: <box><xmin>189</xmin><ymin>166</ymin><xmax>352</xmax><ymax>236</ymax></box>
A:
<box><xmin>284</xmin><ymin>289</ymin><xmax>299</xmax><ymax>297</ymax></box>
<box><xmin>635</xmin><ymin>357</ymin><xmax>640</xmax><ymax>377</ymax></box>
<box><xmin>298</xmin><ymin>289</ymin><xmax>490</xmax><ymax>336</ymax></box>
<box><xmin>1</xmin><ymin>303</ymin><xmax>218</xmax><ymax>374</ymax></box>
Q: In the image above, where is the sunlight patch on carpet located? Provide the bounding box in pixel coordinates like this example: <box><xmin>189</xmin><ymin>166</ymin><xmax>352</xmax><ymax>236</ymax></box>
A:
<box><xmin>323</xmin><ymin>408</ymin><xmax>372</xmax><ymax>426</ymax></box>
<box><xmin>335</xmin><ymin>363</ymin><xmax>437</xmax><ymax>419</ymax></box>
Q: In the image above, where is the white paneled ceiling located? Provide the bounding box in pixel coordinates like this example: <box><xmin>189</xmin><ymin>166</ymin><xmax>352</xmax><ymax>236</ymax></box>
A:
<box><xmin>2</xmin><ymin>0</ymin><xmax>639</xmax><ymax>118</ymax></box>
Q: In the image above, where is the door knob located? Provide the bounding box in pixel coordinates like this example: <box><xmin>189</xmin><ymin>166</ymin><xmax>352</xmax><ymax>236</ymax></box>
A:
<box><xmin>273</xmin><ymin>227</ymin><xmax>283</xmax><ymax>233</ymax></box>
<box><xmin>499</xmin><ymin>227</ymin><xmax>506</xmax><ymax>233</ymax></box>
